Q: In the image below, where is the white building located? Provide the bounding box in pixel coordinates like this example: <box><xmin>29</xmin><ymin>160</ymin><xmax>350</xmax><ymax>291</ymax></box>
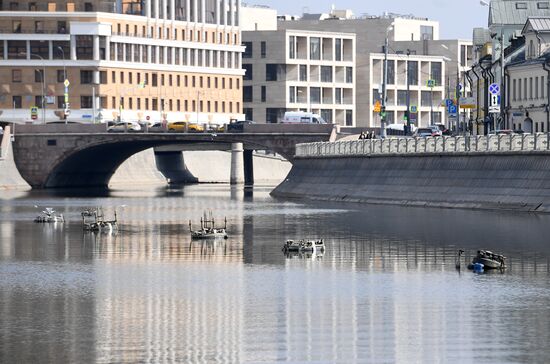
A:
<box><xmin>370</xmin><ymin>53</ymin><xmax>446</xmax><ymax>127</ymax></box>
<box><xmin>507</xmin><ymin>17</ymin><xmax>550</xmax><ymax>133</ymax></box>
<box><xmin>242</xmin><ymin>27</ymin><xmax>356</xmax><ymax>125</ymax></box>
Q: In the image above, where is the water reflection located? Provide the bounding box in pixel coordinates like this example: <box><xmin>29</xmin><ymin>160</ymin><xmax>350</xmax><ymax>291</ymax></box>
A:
<box><xmin>0</xmin><ymin>185</ymin><xmax>549</xmax><ymax>363</ymax></box>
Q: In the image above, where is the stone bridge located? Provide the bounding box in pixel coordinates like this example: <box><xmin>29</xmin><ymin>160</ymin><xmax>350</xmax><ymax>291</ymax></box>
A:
<box><xmin>12</xmin><ymin>124</ymin><xmax>333</xmax><ymax>188</ymax></box>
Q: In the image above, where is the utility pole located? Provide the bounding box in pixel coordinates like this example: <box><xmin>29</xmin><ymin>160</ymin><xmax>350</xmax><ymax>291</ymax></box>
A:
<box><xmin>456</xmin><ymin>64</ymin><xmax>461</xmax><ymax>135</ymax></box>
<box><xmin>499</xmin><ymin>30</ymin><xmax>505</xmax><ymax>131</ymax></box>
<box><xmin>381</xmin><ymin>23</ymin><xmax>393</xmax><ymax>138</ymax></box>
<box><xmin>406</xmin><ymin>49</ymin><xmax>411</xmax><ymax>134</ymax></box>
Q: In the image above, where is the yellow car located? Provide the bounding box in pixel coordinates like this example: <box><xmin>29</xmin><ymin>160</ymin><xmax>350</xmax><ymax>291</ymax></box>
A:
<box><xmin>167</xmin><ymin>121</ymin><xmax>204</xmax><ymax>132</ymax></box>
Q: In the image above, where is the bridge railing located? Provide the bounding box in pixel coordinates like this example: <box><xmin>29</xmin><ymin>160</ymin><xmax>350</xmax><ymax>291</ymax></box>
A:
<box><xmin>295</xmin><ymin>133</ymin><xmax>550</xmax><ymax>158</ymax></box>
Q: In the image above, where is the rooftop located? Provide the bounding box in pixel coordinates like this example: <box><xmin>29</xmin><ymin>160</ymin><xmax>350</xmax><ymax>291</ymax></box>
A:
<box><xmin>489</xmin><ymin>0</ymin><xmax>550</xmax><ymax>26</ymax></box>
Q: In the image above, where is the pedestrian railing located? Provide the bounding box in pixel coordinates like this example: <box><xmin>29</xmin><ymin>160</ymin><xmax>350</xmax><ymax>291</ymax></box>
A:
<box><xmin>295</xmin><ymin>134</ymin><xmax>550</xmax><ymax>158</ymax></box>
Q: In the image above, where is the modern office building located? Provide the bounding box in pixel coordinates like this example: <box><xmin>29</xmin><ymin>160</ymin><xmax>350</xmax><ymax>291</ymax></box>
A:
<box><xmin>242</xmin><ymin>28</ymin><xmax>356</xmax><ymax>125</ymax></box>
<box><xmin>0</xmin><ymin>0</ymin><xmax>244</xmax><ymax>124</ymax></box>
<box><xmin>370</xmin><ymin>52</ymin><xmax>447</xmax><ymax>127</ymax></box>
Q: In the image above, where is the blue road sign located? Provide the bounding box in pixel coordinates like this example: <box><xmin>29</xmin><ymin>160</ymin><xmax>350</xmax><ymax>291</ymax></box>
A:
<box><xmin>448</xmin><ymin>105</ymin><xmax>457</xmax><ymax>114</ymax></box>
<box><xmin>489</xmin><ymin>83</ymin><xmax>500</xmax><ymax>95</ymax></box>
<box><xmin>445</xmin><ymin>99</ymin><xmax>453</xmax><ymax>108</ymax></box>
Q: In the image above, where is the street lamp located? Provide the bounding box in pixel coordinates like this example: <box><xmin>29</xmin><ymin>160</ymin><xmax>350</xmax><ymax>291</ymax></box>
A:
<box><xmin>441</xmin><ymin>45</ymin><xmax>464</xmax><ymax>135</ymax></box>
<box><xmin>480</xmin><ymin>0</ymin><xmax>505</xmax><ymax>130</ymax></box>
<box><xmin>57</xmin><ymin>46</ymin><xmax>69</xmax><ymax>124</ymax></box>
<box><xmin>381</xmin><ymin>22</ymin><xmax>394</xmax><ymax>138</ymax></box>
<box><xmin>405</xmin><ymin>49</ymin><xmax>411</xmax><ymax>135</ymax></box>
<box><xmin>21</xmin><ymin>52</ymin><xmax>46</xmax><ymax>124</ymax></box>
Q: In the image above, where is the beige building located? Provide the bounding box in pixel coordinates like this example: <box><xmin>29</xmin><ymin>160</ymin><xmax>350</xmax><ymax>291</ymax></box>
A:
<box><xmin>0</xmin><ymin>0</ymin><xmax>244</xmax><ymax>124</ymax></box>
<box><xmin>242</xmin><ymin>28</ymin><xmax>356</xmax><ymax>125</ymax></box>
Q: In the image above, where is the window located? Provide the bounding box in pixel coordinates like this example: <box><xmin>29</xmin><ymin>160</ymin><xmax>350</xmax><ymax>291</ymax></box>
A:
<box><xmin>35</xmin><ymin>21</ymin><xmax>44</xmax><ymax>33</ymax></box>
<box><xmin>75</xmin><ymin>35</ymin><xmax>93</xmax><ymax>60</ymax></box>
<box><xmin>335</xmin><ymin>88</ymin><xmax>342</xmax><ymax>104</ymax></box>
<box><xmin>152</xmin><ymin>73</ymin><xmax>158</xmax><ymax>87</ymax></box>
<box><xmin>243</xmin><ymin>64</ymin><xmax>253</xmax><ymax>80</ymax></box>
<box><xmin>57</xmin><ymin>70</ymin><xmax>65</xmax><ymax>83</ymax></box>
<box><xmin>300</xmin><ymin>65</ymin><xmax>308</xmax><ymax>82</ymax></box>
<box><xmin>261</xmin><ymin>41</ymin><xmax>266</xmax><ymax>58</ymax></box>
<box><xmin>81</xmin><ymin>96</ymin><xmax>93</xmax><ymax>108</ymax></box>
<box><xmin>346</xmin><ymin>67</ymin><xmax>353</xmax><ymax>83</ymax></box>
<box><xmin>289</xmin><ymin>86</ymin><xmax>296</xmax><ymax>103</ymax></box>
<box><xmin>524</xmin><ymin>77</ymin><xmax>528</xmax><ymax>100</ymax></box>
<box><xmin>243</xmin><ymin>42</ymin><xmax>252</xmax><ymax>58</ymax></box>
<box><xmin>420</xmin><ymin>26</ymin><xmax>433</xmax><ymax>41</ymax></box>
<box><xmin>8</xmin><ymin>41</ymin><xmax>27</xmax><ymax>59</ymax></box>
<box><xmin>100</xmin><ymin>71</ymin><xmax>107</xmax><ymax>84</ymax></box>
<box><xmin>12</xmin><ymin>20</ymin><xmax>21</xmax><ymax>33</ymax></box>
<box><xmin>516</xmin><ymin>2</ymin><xmax>527</xmax><ymax>9</ymax></box>
<box><xmin>345</xmin><ymin>110</ymin><xmax>353</xmax><ymax>126</ymax></box>
<box><xmin>530</xmin><ymin>77</ymin><xmax>533</xmax><ymax>99</ymax></box>
<box><xmin>243</xmin><ymin>86</ymin><xmax>253</xmax><ymax>102</ymax></box>
<box><xmin>321</xmin><ymin>66</ymin><xmax>333</xmax><ymax>83</ymax></box>
<box><xmin>542</xmin><ymin>76</ymin><xmax>546</xmax><ymax>99</ymax></box>
<box><xmin>386</xmin><ymin>60</ymin><xmax>395</xmax><ymax>85</ymax></box>
<box><xmin>261</xmin><ymin>86</ymin><xmax>266</xmax><ymax>102</ymax></box>
<box><xmin>80</xmin><ymin>70</ymin><xmax>93</xmax><ymax>84</ymax></box>
<box><xmin>431</xmin><ymin>62</ymin><xmax>442</xmax><ymax>86</ymax></box>
<box><xmin>321</xmin><ymin>110</ymin><xmax>332</xmax><ymax>123</ymax></box>
<box><xmin>34</xmin><ymin>69</ymin><xmax>44</xmax><ymax>83</ymax></box>
<box><xmin>121</xmin><ymin>72</ymin><xmax>125</xmax><ymax>84</ymax></box>
<box><xmin>84</xmin><ymin>2</ymin><xmax>93</xmax><ymax>11</ymax></box>
<box><xmin>57</xmin><ymin>96</ymin><xmax>64</xmax><ymax>108</ymax></box>
<box><xmin>421</xmin><ymin>91</ymin><xmax>432</xmax><ymax>107</ymax></box>
<box><xmin>518</xmin><ymin>79</ymin><xmax>522</xmax><ymax>100</ymax></box>
<box><xmin>13</xmin><ymin>96</ymin><xmax>22</xmax><ymax>108</ymax></box>
<box><xmin>12</xmin><ymin>69</ymin><xmax>22</xmax><ymax>83</ymax></box>
<box><xmin>407</xmin><ymin>61</ymin><xmax>418</xmax><ymax>85</ymax></box>
<box><xmin>538</xmin><ymin>2</ymin><xmax>550</xmax><ymax>9</ymax></box>
<box><xmin>289</xmin><ymin>36</ymin><xmax>296</xmax><ymax>59</ymax></box>
<box><xmin>9</xmin><ymin>2</ymin><xmax>19</xmax><ymax>10</ymax></box>
<box><xmin>310</xmin><ymin>87</ymin><xmax>321</xmax><ymax>104</ymax></box>
<box><xmin>335</xmin><ymin>39</ymin><xmax>342</xmax><ymax>61</ymax></box>
<box><xmin>397</xmin><ymin>90</ymin><xmax>408</xmax><ymax>106</ymax></box>
<box><xmin>513</xmin><ymin>79</ymin><xmax>517</xmax><ymax>101</ymax></box>
<box><xmin>310</xmin><ymin>37</ymin><xmax>320</xmax><ymax>60</ymax></box>
<box><xmin>266</xmin><ymin>64</ymin><xmax>285</xmax><ymax>81</ymax></box>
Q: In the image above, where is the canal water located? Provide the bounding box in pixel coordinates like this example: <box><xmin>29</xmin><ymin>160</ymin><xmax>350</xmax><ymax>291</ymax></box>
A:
<box><xmin>1</xmin><ymin>185</ymin><xmax>550</xmax><ymax>363</ymax></box>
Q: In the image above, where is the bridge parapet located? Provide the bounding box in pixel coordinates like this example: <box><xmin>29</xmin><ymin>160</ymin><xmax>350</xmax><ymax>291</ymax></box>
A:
<box><xmin>296</xmin><ymin>133</ymin><xmax>550</xmax><ymax>158</ymax></box>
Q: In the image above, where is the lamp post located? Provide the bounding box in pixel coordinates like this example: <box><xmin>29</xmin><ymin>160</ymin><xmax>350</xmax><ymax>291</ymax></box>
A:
<box><xmin>381</xmin><ymin>23</ymin><xmax>394</xmax><ymax>138</ymax></box>
<box><xmin>480</xmin><ymin>0</ymin><xmax>505</xmax><ymax>130</ymax></box>
<box><xmin>406</xmin><ymin>49</ymin><xmax>411</xmax><ymax>135</ymax></box>
<box><xmin>22</xmin><ymin>52</ymin><xmax>46</xmax><ymax>124</ymax></box>
<box><xmin>57</xmin><ymin>46</ymin><xmax>69</xmax><ymax>123</ymax></box>
<box><xmin>442</xmin><ymin>46</ymin><xmax>464</xmax><ymax>135</ymax></box>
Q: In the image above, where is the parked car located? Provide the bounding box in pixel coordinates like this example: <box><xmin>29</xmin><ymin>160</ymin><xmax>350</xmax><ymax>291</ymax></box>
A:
<box><xmin>227</xmin><ymin>120</ymin><xmax>254</xmax><ymax>132</ymax></box>
<box><xmin>167</xmin><ymin>121</ymin><xmax>204</xmax><ymax>132</ymax></box>
<box><xmin>427</xmin><ymin>125</ymin><xmax>443</xmax><ymax>136</ymax></box>
<box><xmin>108</xmin><ymin>121</ymin><xmax>142</xmax><ymax>132</ymax></box>
<box><xmin>432</xmin><ymin>123</ymin><xmax>450</xmax><ymax>135</ymax></box>
<box><xmin>282</xmin><ymin>112</ymin><xmax>326</xmax><ymax>124</ymax></box>
<box><xmin>414</xmin><ymin>127</ymin><xmax>440</xmax><ymax>137</ymax></box>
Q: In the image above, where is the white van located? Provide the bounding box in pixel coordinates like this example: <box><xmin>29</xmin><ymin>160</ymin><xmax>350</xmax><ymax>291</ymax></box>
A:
<box><xmin>282</xmin><ymin>112</ymin><xmax>326</xmax><ymax>124</ymax></box>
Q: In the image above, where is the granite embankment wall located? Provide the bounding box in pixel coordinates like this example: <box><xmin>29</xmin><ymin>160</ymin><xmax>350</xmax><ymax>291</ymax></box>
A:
<box><xmin>271</xmin><ymin>152</ymin><xmax>550</xmax><ymax>213</ymax></box>
<box><xmin>0</xmin><ymin>126</ymin><xmax>30</xmax><ymax>190</ymax></box>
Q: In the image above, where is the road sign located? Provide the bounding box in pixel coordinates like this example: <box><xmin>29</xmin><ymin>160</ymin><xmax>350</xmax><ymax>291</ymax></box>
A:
<box><xmin>489</xmin><ymin>83</ymin><xmax>500</xmax><ymax>95</ymax></box>
<box><xmin>489</xmin><ymin>105</ymin><xmax>501</xmax><ymax>113</ymax></box>
<box><xmin>427</xmin><ymin>79</ymin><xmax>436</xmax><ymax>88</ymax></box>
<box><xmin>448</xmin><ymin>105</ymin><xmax>457</xmax><ymax>115</ymax></box>
<box><xmin>459</xmin><ymin>97</ymin><xmax>476</xmax><ymax>109</ymax></box>
<box><xmin>445</xmin><ymin>99</ymin><xmax>454</xmax><ymax>108</ymax></box>
<box><xmin>146</xmin><ymin>115</ymin><xmax>150</xmax><ymax>121</ymax></box>
<box><xmin>410</xmin><ymin>105</ymin><xmax>417</xmax><ymax>113</ymax></box>
<box><xmin>64</xmin><ymin>79</ymin><xmax>70</xmax><ymax>87</ymax></box>
<box><xmin>30</xmin><ymin>106</ymin><xmax>38</xmax><ymax>120</ymax></box>
<box><xmin>374</xmin><ymin>100</ymin><xmax>381</xmax><ymax>113</ymax></box>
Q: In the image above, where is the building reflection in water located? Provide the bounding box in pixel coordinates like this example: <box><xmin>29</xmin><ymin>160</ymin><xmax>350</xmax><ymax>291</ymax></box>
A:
<box><xmin>1</xmin><ymin>186</ymin><xmax>550</xmax><ymax>362</ymax></box>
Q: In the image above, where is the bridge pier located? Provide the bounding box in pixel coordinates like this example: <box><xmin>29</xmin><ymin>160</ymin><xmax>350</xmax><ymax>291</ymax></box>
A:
<box><xmin>230</xmin><ymin>143</ymin><xmax>244</xmax><ymax>185</ymax></box>
<box><xmin>154</xmin><ymin>150</ymin><xmax>198</xmax><ymax>184</ymax></box>
<box><xmin>243</xmin><ymin>150</ymin><xmax>254</xmax><ymax>186</ymax></box>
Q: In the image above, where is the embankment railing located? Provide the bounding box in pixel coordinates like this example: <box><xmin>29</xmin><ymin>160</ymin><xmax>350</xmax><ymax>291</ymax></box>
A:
<box><xmin>296</xmin><ymin>134</ymin><xmax>550</xmax><ymax>158</ymax></box>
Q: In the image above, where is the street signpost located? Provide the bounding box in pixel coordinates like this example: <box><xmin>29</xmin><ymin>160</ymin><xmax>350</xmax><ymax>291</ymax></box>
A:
<box><xmin>410</xmin><ymin>105</ymin><xmax>417</xmax><ymax>113</ymax></box>
<box><xmin>427</xmin><ymin>79</ymin><xmax>436</xmax><ymax>88</ymax></box>
<box><xmin>30</xmin><ymin>106</ymin><xmax>38</xmax><ymax>121</ymax></box>
<box><xmin>489</xmin><ymin>83</ymin><xmax>501</xmax><ymax>114</ymax></box>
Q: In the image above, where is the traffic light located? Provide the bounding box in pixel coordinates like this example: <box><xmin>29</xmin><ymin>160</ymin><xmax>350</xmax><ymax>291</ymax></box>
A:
<box><xmin>380</xmin><ymin>106</ymin><xmax>386</xmax><ymax>120</ymax></box>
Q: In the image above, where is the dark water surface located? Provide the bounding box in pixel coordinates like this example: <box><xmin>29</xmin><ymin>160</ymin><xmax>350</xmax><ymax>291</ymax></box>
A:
<box><xmin>1</xmin><ymin>185</ymin><xmax>549</xmax><ymax>363</ymax></box>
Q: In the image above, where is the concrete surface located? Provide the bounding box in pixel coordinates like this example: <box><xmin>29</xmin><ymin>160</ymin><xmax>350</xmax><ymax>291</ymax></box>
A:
<box><xmin>109</xmin><ymin>148</ymin><xmax>168</xmax><ymax>187</ymax></box>
<box><xmin>0</xmin><ymin>126</ymin><xmax>31</xmax><ymax>190</ymax></box>
<box><xmin>272</xmin><ymin>153</ymin><xmax>550</xmax><ymax>213</ymax></box>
